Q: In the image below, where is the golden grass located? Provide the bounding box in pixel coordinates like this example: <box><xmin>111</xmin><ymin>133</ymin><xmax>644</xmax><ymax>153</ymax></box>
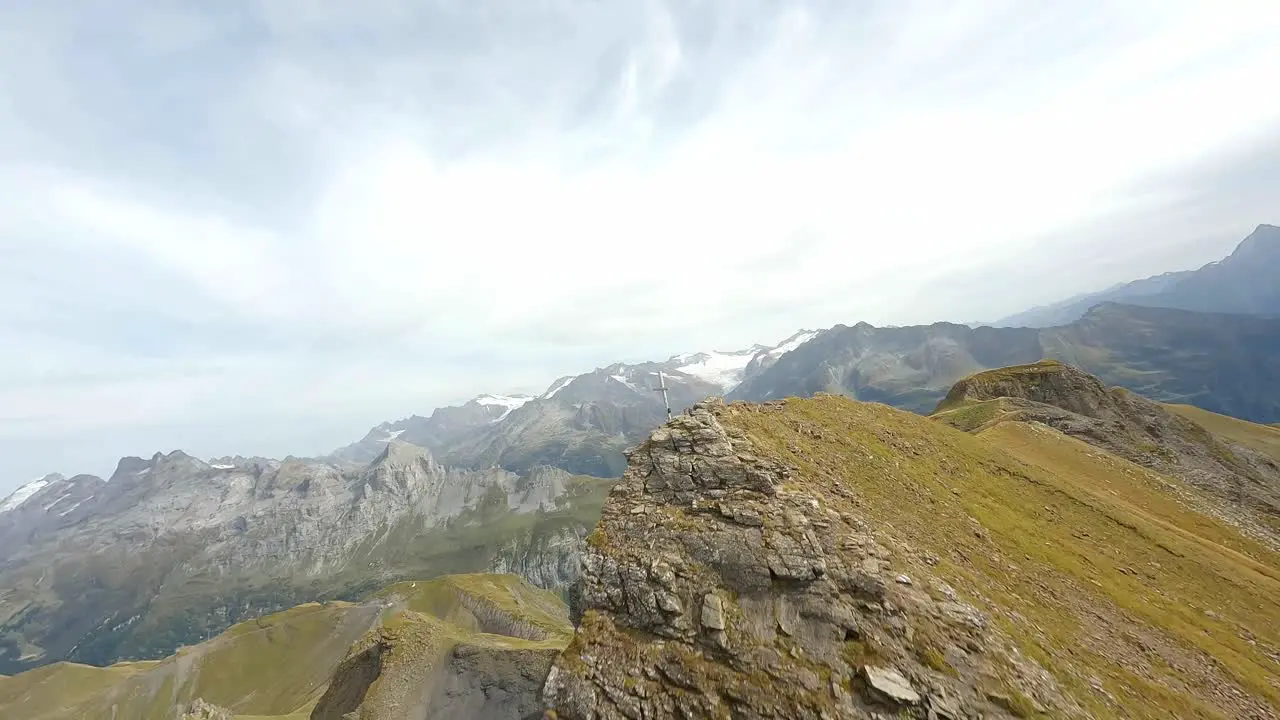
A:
<box><xmin>1165</xmin><ymin>403</ymin><xmax>1280</xmax><ymax>462</ymax></box>
<box><xmin>0</xmin><ymin>571</ymin><xmax>574</xmax><ymax>720</ymax></box>
<box><xmin>720</xmin><ymin>395</ymin><xmax>1280</xmax><ymax>719</ymax></box>
<box><xmin>374</xmin><ymin>572</ymin><xmax>571</xmax><ymax>641</ymax></box>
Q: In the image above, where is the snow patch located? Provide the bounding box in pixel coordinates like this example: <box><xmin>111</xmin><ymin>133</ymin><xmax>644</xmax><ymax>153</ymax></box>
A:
<box><xmin>543</xmin><ymin>376</ymin><xmax>574</xmax><ymax>399</ymax></box>
<box><xmin>380</xmin><ymin>429</ymin><xmax>406</xmax><ymax>441</ymax></box>
<box><xmin>210</xmin><ymin>464</ymin><xmax>236</xmax><ymax>470</ymax></box>
<box><xmin>475</xmin><ymin>394</ymin><xmax>533</xmax><ymax>422</ymax></box>
<box><xmin>58</xmin><ymin>498</ymin><xmax>88</xmax><ymax>517</ymax></box>
<box><xmin>43</xmin><ymin>493</ymin><xmax>71</xmax><ymax>511</ymax></box>
<box><xmin>675</xmin><ymin>351</ymin><xmax>755</xmax><ymax>391</ymax></box>
<box><xmin>1</xmin><ymin>479</ymin><xmax>50</xmax><ymax>513</ymax></box>
<box><xmin>769</xmin><ymin>329</ymin><xmax>822</xmax><ymax>357</ymax></box>
<box><xmin>609</xmin><ymin>373</ymin><xmax>639</xmax><ymax>392</ymax></box>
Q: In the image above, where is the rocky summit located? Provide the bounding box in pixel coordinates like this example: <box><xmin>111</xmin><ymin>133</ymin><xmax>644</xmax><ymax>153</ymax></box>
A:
<box><xmin>544</xmin><ymin>374</ymin><xmax>1279</xmax><ymax>718</ymax></box>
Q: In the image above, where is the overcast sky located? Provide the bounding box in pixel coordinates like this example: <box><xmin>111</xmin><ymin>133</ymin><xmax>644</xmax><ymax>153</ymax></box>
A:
<box><xmin>2</xmin><ymin>1</ymin><xmax>1279</xmax><ymax>491</ymax></box>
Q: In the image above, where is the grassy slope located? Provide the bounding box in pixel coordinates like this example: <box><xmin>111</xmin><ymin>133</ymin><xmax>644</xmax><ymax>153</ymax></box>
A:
<box><xmin>0</xmin><ymin>601</ymin><xmax>376</xmax><ymax>720</ymax></box>
<box><xmin>374</xmin><ymin>573</ymin><xmax>572</xmax><ymax>641</ymax></box>
<box><xmin>0</xmin><ymin>574</ymin><xmax>572</xmax><ymax>720</ymax></box>
<box><xmin>21</xmin><ymin>474</ymin><xmax>611</xmax><ymax>675</ymax></box>
<box><xmin>722</xmin><ymin>396</ymin><xmax>1279</xmax><ymax>719</ymax></box>
<box><xmin>307</xmin><ymin>574</ymin><xmax>571</xmax><ymax>719</ymax></box>
<box><xmin>1166</xmin><ymin>403</ymin><xmax>1280</xmax><ymax>462</ymax></box>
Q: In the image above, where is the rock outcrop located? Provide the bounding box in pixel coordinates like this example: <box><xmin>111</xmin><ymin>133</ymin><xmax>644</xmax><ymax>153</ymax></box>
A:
<box><xmin>936</xmin><ymin>360</ymin><xmax>1280</xmax><ymax>550</ymax></box>
<box><xmin>544</xmin><ymin>390</ymin><xmax>1280</xmax><ymax>719</ymax></box>
<box><xmin>543</xmin><ymin>399</ymin><xmax>1074</xmax><ymax>719</ymax></box>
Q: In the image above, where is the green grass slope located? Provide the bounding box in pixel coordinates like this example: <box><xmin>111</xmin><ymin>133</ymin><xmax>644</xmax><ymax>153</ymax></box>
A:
<box><xmin>0</xmin><ymin>574</ymin><xmax>573</xmax><ymax>720</ymax></box>
<box><xmin>1166</xmin><ymin>403</ymin><xmax>1280</xmax><ymax>462</ymax></box>
<box><xmin>723</xmin><ymin>395</ymin><xmax>1279</xmax><ymax>718</ymax></box>
<box><xmin>0</xmin><ymin>601</ymin><xmax>377</xmax><ymax>720</ymax></box>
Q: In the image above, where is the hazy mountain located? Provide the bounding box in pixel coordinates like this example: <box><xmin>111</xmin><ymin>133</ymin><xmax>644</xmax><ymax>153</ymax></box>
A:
<box><xmin>996</xmin><ymin>223</ymin><xmax>1280</xmax><ymax>327</ymax></box>
<box><xmin>0</xmin><ymin>444</ymin><xmax>610</xmax><ymax>675</ymax></box>
<box><xmin>731</xmin><ymin>303</ymin><xmax>1280</xmax><ymax>424</ymax></box>
<box><xmin>331</xmin><ymin>330</ymin><xmax>826</xmax><ymax>479</ymax></box>
<box><xmin>330</xmin><ymin>393</ymin><xmax>537</xmax><ymax>466</ymax></box>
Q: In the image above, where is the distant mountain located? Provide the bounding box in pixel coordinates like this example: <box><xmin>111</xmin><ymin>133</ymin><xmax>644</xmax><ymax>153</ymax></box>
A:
<box><xmin>331</xmin><ymin>393</ymin><xmax>536</xmax><ymax>466</ymax></box>
<box><xmin>730</xmin><ymin>303</ymin><xmax>1280</xmax><ymax>424</ymax></box>
<box><xmin>331</xmin><ymin>330</ymin><xmax>825</xmax><ymax>478</ymax></box>
<box><xmin>995</xmin><ymin>223</ymin><xmax>1280</xmax><ymax>327</ymax></box>
<box><xmin>0</xmin><ymin>444</ymin><xmax>610</xmax><ymax>675</ymax></box>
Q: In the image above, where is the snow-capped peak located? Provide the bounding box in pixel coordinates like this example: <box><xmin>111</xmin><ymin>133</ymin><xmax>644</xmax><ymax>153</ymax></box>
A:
<box><xmin>0</xmin><ymin>478</ymin><xmax>51</xmax><ymax>513</ymax></box>
<box><xmin>765</xmin><ymin>329</ymin><xmax>823</xmax><ymax>359</ymax></box>
<box><xmin>474</xmin><ymin>394</ymin><xmax>534</xmax><ymax>422</ymax></box>
<box><xmin>542</xmin><ymin>376</ymin><xmax>574</xmax><ymax>399</ymax></box>
<box><xmin>670</xmin><ymin>330</ymin><xmax>825</xmax><ymax>392</ymax></box>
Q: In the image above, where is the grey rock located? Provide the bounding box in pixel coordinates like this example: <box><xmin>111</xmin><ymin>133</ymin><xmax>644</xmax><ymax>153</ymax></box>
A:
<box><xmin>863</xmin><ymin>665</ymin><xmax>921</xmax><ymax>705</ymax></box>
<box><xmin>700</xmin><ymin>594</ymin><xmax>726</xmax><ymax>631</ymax></box>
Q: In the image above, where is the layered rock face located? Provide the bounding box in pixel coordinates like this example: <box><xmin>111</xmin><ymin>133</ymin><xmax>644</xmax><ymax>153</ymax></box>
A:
<box><xmin>543</xmin><ymin>400</ymin><xmax>1073</xmax><ymax>719</ymax></box>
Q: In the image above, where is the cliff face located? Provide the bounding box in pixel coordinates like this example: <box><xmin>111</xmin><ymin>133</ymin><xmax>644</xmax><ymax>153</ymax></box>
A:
<box><xmin>544</xmin><ymin>392</ymin><xmax>1280</xmax><ymax>719</ymax></box>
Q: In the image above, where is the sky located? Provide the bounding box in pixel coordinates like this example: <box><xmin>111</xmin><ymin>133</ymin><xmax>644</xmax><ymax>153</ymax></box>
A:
<box><xmin>2</xmin><ymin>0</ymin><xmax>1279</xmax><ymax>491</ymax></box>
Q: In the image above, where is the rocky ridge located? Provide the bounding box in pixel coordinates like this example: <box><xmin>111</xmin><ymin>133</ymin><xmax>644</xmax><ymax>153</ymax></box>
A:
<box><xmin>544</xmin><ymin>385</ymin><xmax>1280</xmax><ymax>718</ymax></box>
<box><xmin>544</xmin><ymin>399</ymin><xmax>1075</xmax><ymax>719</ymax></box>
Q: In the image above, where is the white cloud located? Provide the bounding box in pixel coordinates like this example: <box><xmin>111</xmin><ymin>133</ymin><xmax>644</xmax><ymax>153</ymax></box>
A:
<box><xmin>1</xmin><ymin>0</ymin><xmax>1279</xmax><ymax>488</ymax></box>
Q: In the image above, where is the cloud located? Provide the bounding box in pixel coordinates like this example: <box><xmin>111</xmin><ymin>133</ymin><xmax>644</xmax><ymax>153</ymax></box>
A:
<box><xmin>2</xmin><ymin>0</ymin><xmax>1279</xmax><ymax>489</ymax></box>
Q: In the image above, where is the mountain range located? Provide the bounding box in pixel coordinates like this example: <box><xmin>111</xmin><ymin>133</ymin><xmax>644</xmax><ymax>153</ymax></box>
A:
<box><xmin>0</xmin><ymin>445</ymin><xmax>610</xmax><ymax>675</ymax></box>
<box><xmin>324</xmin><ymin>225</ymin><xmax>1280</xmax><ymax>481</ymax></box>
<box><xmin>1</xmin><ymin>222</ymin><xmax>1278</xmax><ymax>714</ymax></box>
<box><xmin>5</xmin><ymin>360</ymin><xmax>1277</xmax><ymax>718</ymax></box>
<box><xmin>993</xmin><ymin>223</ymin><xmax>1280</xmax><ymax>327</ymax></box>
